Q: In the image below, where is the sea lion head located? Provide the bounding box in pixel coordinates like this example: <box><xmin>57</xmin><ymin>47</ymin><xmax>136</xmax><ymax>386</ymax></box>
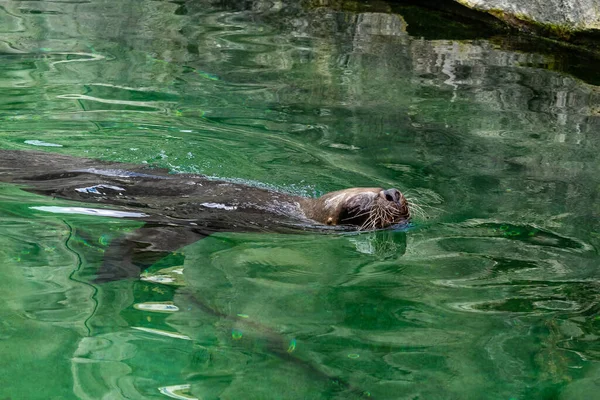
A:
<box><xmin>302</xmin><ymin>187</ymin><xmax>410</xmax><ymax>230</ymax></box>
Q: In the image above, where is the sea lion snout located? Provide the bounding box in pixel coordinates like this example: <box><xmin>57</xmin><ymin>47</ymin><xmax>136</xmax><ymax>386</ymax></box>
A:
<box><xmin>301</xmin><ymin>187</ymin><xmax>410</xmax><ymax>230</ymax></box>
<box><xmin>379</xmin><ymin>188</ymin><xmax>402</xmax><ymax>203</ymax></box>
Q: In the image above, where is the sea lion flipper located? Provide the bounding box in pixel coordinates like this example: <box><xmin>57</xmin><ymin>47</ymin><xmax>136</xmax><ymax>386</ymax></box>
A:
<box><xmin>95</xmin><ymin>224</ymin><xmax>209</xmax><ymax>283</ymax></box>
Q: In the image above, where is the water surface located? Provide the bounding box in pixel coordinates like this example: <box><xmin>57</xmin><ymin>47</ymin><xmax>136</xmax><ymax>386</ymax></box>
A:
<box><xmin>1</xmin><ymin>1</ymin><xmax>599</xmax><ymax>399</ymax></box>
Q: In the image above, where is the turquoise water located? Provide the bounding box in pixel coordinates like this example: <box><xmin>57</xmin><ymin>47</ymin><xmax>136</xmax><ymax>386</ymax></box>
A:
<box><xmin>1</xmin><ymin>1</ymin><xmax>599</xmax><ymax>399</ymax></box>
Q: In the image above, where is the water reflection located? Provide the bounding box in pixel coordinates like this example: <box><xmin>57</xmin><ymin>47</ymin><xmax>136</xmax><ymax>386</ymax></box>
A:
<box><xmin>63</xmin><ymin>222</ymin><xmax>595</xmax><ymax>399</ymax></box>
<box><xmin>0</xmin><ymin>0</ymin><xmax>598</xmax><ymax>399</ymax></box>
<box><xmin>31</xmin><ymin>205</ymin><xmax>149</xmax><ymax>218</ymax></box>
<box><xmin>73</xmin><ymin>231</ymin><xmax>409</xmax><ymax>399</ymax></box>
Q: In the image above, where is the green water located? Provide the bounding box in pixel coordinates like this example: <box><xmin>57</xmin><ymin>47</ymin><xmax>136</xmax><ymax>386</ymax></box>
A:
<box><xmin>1</xmin><ymin>1</ymin><xmax>600</xmax><ymax>399</ymax></box>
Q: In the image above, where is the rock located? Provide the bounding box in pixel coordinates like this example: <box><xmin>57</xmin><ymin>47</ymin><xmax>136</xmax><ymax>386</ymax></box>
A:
<box><xmin>455</xmin><ymin>0</ymin><xmax>600</xmax><ymax>33</ymax></box>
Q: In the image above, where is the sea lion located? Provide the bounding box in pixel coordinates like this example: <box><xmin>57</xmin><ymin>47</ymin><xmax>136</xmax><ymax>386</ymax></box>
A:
<box><xmin>0</xmin><ymin>149</ymin><xmax>410</xmax><ymax>280</ymax></box>
<box><xmin>1</xmin><ymin>149</ymin><xmax>409</xmax><ymax>397</ymax></box>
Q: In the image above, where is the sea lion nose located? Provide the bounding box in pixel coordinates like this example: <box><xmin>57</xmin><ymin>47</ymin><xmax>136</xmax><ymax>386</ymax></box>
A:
<box><xmin>380</xmin><ymin>188</ymin><xmax>401</xmax><ymax>203</ymax></box>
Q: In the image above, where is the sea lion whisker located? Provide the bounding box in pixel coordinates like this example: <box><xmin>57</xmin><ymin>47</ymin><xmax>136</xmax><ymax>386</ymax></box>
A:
<box><xmin>404</xmin><ymin>200</ymin><xmax>426</xmax><ymax>211</ymax></box>
<box><xmin>406</xmin><ymin>206</ymin><xmax>424</xmax><ymax>217</ymax></box>
<box><xmin>357</xmin><ymin>214</ymin><xmax>370</xmax><ymax>230</ymax></box>
<box><xmin>390</xmin><ymin>209</ymin><xmax>406</xmax><ymax>219</ymax></box>
<box><xmin>385</xmin><ymin>205</ymin><xmax>400</xmax><ymax>215</ymax></box>
<box><xmin>407</xmin><ymin>202</ymin><xmax>436</xmax><ymax>219</ymax></box>
<box><xmin>360</xmin><ymin>212</ymin><xmax>378</xmax><ymax>231</ymax></box>
<box><xmin>407</xmin><ymin>207</ymin><xmax>425</xmax><ymax>220</ymax></box>
<box><xmin>412</xmin><ymin>210</ymin><xmax>426</xmax><ymax>220</ymax></box>
<box><xmin>376</xmin><ymin>208</ymin><xmax>387</xmax><ymax>229</ymax></box>
<box><xmin>386</xmin><ymin>210</ymin><xmax>399</xmax><ymax>224</ymax></box>
<box><xmin>385</xmin><ymin>206</ymin><xmax>402</xmax><ymax>219</ymax></box>
<box><xmin>403</xmin><ymin>195</ymin><xmax>426</xmax><ymax>206</ymax></box>
<box><xmin>404</xmin><ymin>189</ymin><xmax>443</xmax><ymax>202</ymax></box>
<box><xmin>369</xmin><ymin>217</ymin><xmax>378</xmax><ymax>230</ymax></box>
<box><xmin>405</xmin><ymin>199</ymin><xmax>440</xmax><ymax>212</ymax></box>
<box><xmin>407</xmin><ymin>203</ymin><xmax>425</xmax><ymax>215</ymax></box>
<box><xmin>403</xmin><ymin>192</ymin><xmax>443</xmax><ymax>216</ymax></box>
<box><xmin>341</xmin><ymin>208</ymin><xmax>372</xmax><ymax>222</ymax></box>
<box><xmin>370</xmin><ymin>200</ymin><xmax>408</xmax><ymax>227</ymax></box>
<box><xmin>358</xmin><ymin>219</ymin><xmax>370</xmax><ymax>231</ymax></box>
<box><xmin>380</xmin><ymin>209</ymin><xmax>393</xmax><ymax>225</ymax></box>
<box><xmin>364</xmin><ymin>212</ymin><xmax>377</xmax><ymax>229</ymax></box>
<box><xmin>411</xmin><ymin>206</ymin><xmax>426</xmax><ymax>216</ymax></box>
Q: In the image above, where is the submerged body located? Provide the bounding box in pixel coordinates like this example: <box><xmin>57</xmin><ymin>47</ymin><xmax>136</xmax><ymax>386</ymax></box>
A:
<box><xmin>0</xmin><ymin>150</ymin><xmax>410</xmax><ymax>280</ymax></box>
